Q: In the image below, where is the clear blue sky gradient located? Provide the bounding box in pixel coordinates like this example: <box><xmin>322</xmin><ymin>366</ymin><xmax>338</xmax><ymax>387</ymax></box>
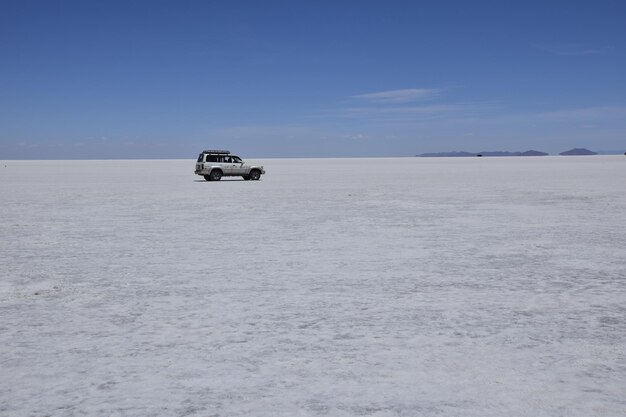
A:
<box><xmin>1</xmin><ymin>0</ymin><xmax>625</xmax><ymax>158</ymax></box>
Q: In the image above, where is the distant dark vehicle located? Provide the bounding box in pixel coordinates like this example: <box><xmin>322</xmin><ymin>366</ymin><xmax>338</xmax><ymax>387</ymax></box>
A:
<box><xmin>194</xmin><ymin>150</ymin><xmax>265</xmax><ymax>181</ymax></box>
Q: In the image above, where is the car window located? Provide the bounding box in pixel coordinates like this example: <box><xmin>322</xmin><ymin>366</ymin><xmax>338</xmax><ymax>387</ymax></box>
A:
<box><xmin>232</xmin><ymin>156</ymin><xmax>242</xmax><ymax>163</ymax></box>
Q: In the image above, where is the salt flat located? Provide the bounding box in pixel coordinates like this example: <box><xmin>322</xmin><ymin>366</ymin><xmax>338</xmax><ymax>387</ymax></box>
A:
<box><xmin>1</xmin><ymin>156</ymin><xmax>625</xmax><ymax>416</ymax></box>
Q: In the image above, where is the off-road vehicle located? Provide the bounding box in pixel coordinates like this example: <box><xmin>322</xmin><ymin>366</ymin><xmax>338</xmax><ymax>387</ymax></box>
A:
<box><xmin>194</xmin><ymin>150</ymin><xmax>265</xmax><ymax>181</ymax></box>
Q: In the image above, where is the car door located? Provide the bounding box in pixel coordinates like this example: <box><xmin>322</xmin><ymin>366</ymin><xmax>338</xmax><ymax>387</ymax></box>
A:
<box><xmin>221</xmin><ymin>155</ymin><xmax>236</xmax><ymax>175</ymax></box>
<box><xmin>230</xmin><ymin>156</ymin><xmax>245</xmax><ymax>175</ymax></box>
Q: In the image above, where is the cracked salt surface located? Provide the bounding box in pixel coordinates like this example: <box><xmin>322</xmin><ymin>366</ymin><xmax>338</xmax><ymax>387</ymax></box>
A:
<box><xmin>1</xmin><ymin>157</ymin><xmax>625</xmax><ymax>416</ymax></box>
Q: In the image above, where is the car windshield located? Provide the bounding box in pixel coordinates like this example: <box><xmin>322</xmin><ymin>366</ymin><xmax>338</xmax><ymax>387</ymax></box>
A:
<box><xmin>232</xmin><ymin>156</ymin><xmax>242</xmax><ymax>163</ymax></box>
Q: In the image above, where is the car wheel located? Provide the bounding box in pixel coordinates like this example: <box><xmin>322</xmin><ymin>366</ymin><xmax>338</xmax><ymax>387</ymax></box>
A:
<box><xmin>210</xmin><ymin>170</ymin><xmax>222</xmax><ymax>181</ymax></box>
<box><xmin>242</xmin><ymin>175</ymin><xmax>250</xmax><ymax>180</ymax></box>
<box><xmin>249</xmin><ymin>169</ymin><xmax>261</xmax><ymax>181</ymax></box>
<box><xmin>203</xmin><ymin>175</ymin><xmax>211</xmax><ymax>181</ymax></box>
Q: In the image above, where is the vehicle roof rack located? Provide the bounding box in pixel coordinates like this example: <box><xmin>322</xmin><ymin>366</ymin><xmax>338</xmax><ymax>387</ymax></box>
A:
<box><xmin>202</xmin><ymin>149</ymin><xmax>230</xmax><ymax>154</ymax></box>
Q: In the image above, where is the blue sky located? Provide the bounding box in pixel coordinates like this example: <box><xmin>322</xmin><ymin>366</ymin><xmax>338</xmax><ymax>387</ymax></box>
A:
<box><xmin>1</xmin><ymin>0</ymin><xmax>625</xmax><ymax>158</ymax></box>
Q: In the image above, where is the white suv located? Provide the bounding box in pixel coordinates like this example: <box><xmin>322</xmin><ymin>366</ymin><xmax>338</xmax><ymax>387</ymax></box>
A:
<box><xmin>194</xmin><ymin>150</ymin><xmax>265</xmax><ymax>181</ymax></box>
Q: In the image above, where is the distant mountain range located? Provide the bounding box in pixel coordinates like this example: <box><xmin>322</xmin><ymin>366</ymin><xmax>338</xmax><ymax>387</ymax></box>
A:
<box><xmin>417</xmin><ymin>150</ymin><xmax>548</xmax><ymax>157</ymax></box>
<box><xmin>417</xmin><ymin>148</ymin><xmax>623</xmax><ymax>157</ymax></box>
<box><xmin>559</xmin><ymin>148</ymin><xmax>598</xmax><ymax>156</ymax></box>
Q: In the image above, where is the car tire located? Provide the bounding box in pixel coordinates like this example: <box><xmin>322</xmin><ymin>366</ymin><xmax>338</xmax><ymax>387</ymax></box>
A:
<box><xmin>249</xmin><ymin>169</ymin><xmax>261</xmax><ymax>181</ymax></box>
<box><xmin>203</xmin><ymin>175</ymin><xmax>211</xmax><ymax>181</ymax></box>
<box><xmin>210</xmin><ymin>170</ymin><xmax>222</xmax><ymax>181</ymax></box>
<box><xmin>242</xmin><ymin>175</ymin><xmax>250</xmax><ymax>180</ymax></box>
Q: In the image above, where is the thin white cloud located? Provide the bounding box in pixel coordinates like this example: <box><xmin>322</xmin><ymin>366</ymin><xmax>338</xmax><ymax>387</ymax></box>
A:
<box><xmin>334</xmin><ymin>88</ymin><xmax>500</xmax><ymax>122</ymax></box>
<box><xmin>342</xmin><ymin>133</ymin><xmax>368</xmax><ymax>140</ymax></box>
<box><xmin>534</xmin><ymin>106</ymin><xmax>626</xmax><ymax>121</ymax></box>
<box><xmin>351</xmin><ymin>88</ymin><xmax>440</xmax><ymax>104</ymax></box>
<box><xmin>327</xmin><ymin>102</ymin><xmax>497</xmax><ymax>122</ymax></box>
